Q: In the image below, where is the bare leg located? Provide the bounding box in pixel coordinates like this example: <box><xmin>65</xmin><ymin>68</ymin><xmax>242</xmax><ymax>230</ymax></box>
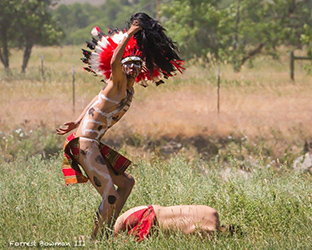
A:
<box><xmin>94</xmin><ymin>172</ymin><xmax>135</xmax><ymax>239</ymax></box>
<box><xmin>109</xmin><ymin>170</ymin><xmax>135</xmax><ymax>223</ymax></box>
<box><xmin>77</xmin><ymin>138</ymin><xmax>120</xmax><ymax>240</ymax></box>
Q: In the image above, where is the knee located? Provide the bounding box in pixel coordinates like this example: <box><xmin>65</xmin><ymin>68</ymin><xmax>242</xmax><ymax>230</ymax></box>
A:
<box><xmin>119</xmin><ymin>174</ymin><xmax>135</xmax><ymax>190</ymax></box>
<box><xmin>126</xmin><ymin>175</ymin><xmax>135</xmax><ymax>189</ymax></box>
<box><xmin>125</xmin><ymin>175</ymin><xmax>135</xmax><ymax>192</ymax></box>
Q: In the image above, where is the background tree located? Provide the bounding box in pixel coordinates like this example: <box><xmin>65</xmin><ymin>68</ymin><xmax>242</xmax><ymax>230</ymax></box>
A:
<box><xmin>301</xmin><ymin>23</ymin><xmax>312</xmax><ymax>74</ymax></box>
<box><xmin>0</xmin><ymin>0</ymin><xmax>63</xmax><ymax>73</ymax></box>
<box><xmin>227</xmin><ymin>0</ymin><xmax>312</xmax><ymax>71</ymax></box>
<box><xmin>301</xmin><ymin>24</ymin><xmax>312</xmax><ymax>56</ymax></box>
<box><xmin>52</xmin><ymin>0</ymin><xmax>163</xmax><ymax>45</ymax></box>
<box><xmin>160</xmin><ymin>0</ymin><xmax>222</xmax><ymax>63</ymax></box>
<box><xmin>161</xmin><ymin>0</ymin><xmax>312</xmax><ymax>71</ymax></box>
<box><xmin>0</xmin><ymin>0</ymin><xmax>18</xmax><ymax>71</ymax></box>
<box><xmin>18</xmin><ymin>0</ymin><xmax>63</xmax><ymax>73</ymax></box>
<box><xmin>53</xmin><ymin>3</ymin><xmax>102</xmax><ymax>44</ymax></box>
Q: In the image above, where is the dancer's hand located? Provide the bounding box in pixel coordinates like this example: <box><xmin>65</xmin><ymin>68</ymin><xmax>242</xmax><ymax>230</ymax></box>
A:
<box><xmin>56</xmin><ymin>121</ymin><xmax>78</xmax><ymax>135</ymax></box>
<box><xmin>128</xmin><ymin>20</ymin><xmax>142</xmax><ymax>35</ymax></box>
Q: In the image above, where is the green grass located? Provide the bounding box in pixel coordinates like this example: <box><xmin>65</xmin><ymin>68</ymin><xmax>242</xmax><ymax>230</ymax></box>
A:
<box><xmin>1</xmin><ymin>151</ymin><xmax>311</xmax><ymax>249</ymax></box>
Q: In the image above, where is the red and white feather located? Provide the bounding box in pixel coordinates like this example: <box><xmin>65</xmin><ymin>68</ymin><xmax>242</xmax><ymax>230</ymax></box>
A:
<box><xmin>82</xmin><ymin>26</ymin><xmax>183</xmax><ymax>86</ymax></box>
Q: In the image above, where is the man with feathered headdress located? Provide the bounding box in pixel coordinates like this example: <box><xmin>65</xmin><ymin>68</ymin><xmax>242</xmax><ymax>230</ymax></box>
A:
<box><xmin>56</xmin><ymin>13</ymin><xmax>184</xmax><ymax>240</ymax></box>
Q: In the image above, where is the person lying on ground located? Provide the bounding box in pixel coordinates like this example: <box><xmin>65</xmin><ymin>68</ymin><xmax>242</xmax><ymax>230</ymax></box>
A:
<box><xmin>114</xmin><ymin>204</ymin><xmax>233</xmax><ymax>241</ymax></box>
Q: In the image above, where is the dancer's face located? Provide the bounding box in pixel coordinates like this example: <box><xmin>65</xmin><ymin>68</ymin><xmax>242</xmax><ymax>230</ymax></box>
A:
<box><xmin>122</xmin><ymin>60</ymin><xmax>142</xmax><ymax>78</ymax></box>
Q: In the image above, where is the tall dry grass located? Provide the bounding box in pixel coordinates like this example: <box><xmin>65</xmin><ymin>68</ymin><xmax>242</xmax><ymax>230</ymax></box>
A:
<box><xmin>1</xmin><ymin>45</ymin><xmax>312</xmax><ymax>155</ymax></box>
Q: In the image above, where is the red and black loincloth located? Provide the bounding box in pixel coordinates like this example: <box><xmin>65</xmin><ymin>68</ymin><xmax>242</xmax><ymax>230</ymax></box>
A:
<box><xmin>62</xmin><ymin>133</ymin><xmax>132</xmax><ymax>185</ymax></box>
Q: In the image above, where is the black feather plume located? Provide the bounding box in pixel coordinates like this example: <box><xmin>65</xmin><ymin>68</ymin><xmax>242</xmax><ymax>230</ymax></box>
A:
<box><xmin>82</xmin><ymin>49</ymin><xmax>92</xmax><ymax>59</ymax></box>
<box><xmin>81</xmin><ymin>58</ymin><xmax>89</xmax><ymax>64</ymax></box>
<box><xmin>86</xmin><ymin>41</ymin><xmax>95</xmax><ymax>50</ymax></box>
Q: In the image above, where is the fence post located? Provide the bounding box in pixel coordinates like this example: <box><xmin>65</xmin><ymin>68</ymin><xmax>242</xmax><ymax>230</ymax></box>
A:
<box><xmin>72</xmin><ymin>66</ymin><xmax>75</xmax><ymax>113</ymax></box>
<box><xmin>217</xmin><ymin>65</ymin><xmax>220</xmax><ymax>114</ymax></box>
<box><xmin>290</xmin><ymin>51</ymin><xmax>294</xmax><ymax>81</ymax></box>
<box><xmin>41</xmin><ymin>53</ymin><xmax>44</xmax><ymax>80</ymax></box>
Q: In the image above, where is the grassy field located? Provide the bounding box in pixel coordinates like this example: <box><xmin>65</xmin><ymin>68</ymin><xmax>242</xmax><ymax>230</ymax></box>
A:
<box><xmin>1</xmin><ymin>153</ymin><xmax>312</xmax><ymax>249</ymax></box>
<box><xmin>1</xmin><ymin>45</ymin><xmax>312</xmax><ymax>249</ymax></box>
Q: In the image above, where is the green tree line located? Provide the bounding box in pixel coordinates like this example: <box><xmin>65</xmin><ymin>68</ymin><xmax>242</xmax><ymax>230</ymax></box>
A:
<box><xmin>1</xmin><ymin>0</ymin><xmax>311</xmax><ymax>73</ymax></box>
<box><xmin>161</xmin><ymin>0</ymin><xmax>312</xmax><ymax>71</ymax></box>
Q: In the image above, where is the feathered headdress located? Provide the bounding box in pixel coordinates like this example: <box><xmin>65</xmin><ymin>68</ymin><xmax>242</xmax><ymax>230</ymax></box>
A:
<box><xmin>82</xmin><ymin>13</ymin><xmax>185</xmax><ymax>86</ymax></box>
